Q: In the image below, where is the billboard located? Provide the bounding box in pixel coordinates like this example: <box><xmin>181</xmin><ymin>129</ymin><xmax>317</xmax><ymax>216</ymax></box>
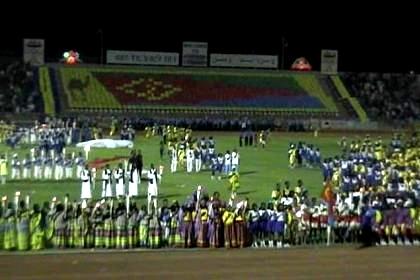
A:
<box><xmin>210</xmin><ymin>54</ymin><xmax>278</xmax><ymax>69</ymax></box>
<box><xmin>23</xmin><ymin>39</ymin><xmax>45</xmax><ymax>66</ymax></box>
<box><xmin>106</xmin><ymin>50</ymin><xmax>179</xmax><ymax>66</ymax></box>
<box><xmin>182</xmin><ymin>41</ymin><xmax>208</xmax><ymax>67</ymax></box>
<box><xmin>321</xmin><ymin>49</ymin><xmax>338</xmax><ymax>74</ymax></box>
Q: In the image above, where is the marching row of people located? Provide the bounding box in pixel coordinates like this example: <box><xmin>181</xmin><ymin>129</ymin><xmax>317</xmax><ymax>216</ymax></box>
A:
<box><xmin>0</xmin><ymin>152</ymin><xmax>86</xmax><ymax>183</ymax></box>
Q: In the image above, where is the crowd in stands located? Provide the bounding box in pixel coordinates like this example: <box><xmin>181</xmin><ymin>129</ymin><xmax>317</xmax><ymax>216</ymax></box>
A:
<box><xmin>342</xmin><ymin>72</ymin><xmax>420</xmax><ymax>122</ymax></box>
<box><xmin>0</xmin><ymin>62</ymin><xmax>41</xmax><ymax>113</ymax></box>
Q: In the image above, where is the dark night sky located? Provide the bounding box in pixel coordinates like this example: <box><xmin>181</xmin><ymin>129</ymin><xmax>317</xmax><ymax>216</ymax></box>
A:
<box><xmin>1</xmin><ymin>3</ymin><xmax>418</xmax><ymax>73</ymax></box>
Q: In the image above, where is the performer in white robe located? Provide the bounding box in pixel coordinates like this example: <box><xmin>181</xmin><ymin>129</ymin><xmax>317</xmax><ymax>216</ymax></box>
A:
<box><xmin>147</xmin><ymin>164</ymin><xmax>161</xmax><ymax>213</ymax></box>
<box><xmin>128</xmin><ymin>167</ymin><xmax>139</xmax><ymax>197</ymax></box>
<box><xmin>114</xmin><ymin>163</ymin><xmax>125</xmax><ymax>197</ymax></box>
<box><xmin>80</xmin><ymin>165</ymin><xmax>92</xmax><ymax>200</ymax></box>
<box><xmin>102</xmin><ymin>164</ymin><xmax>113</xmax><ymax>198</ymax></box>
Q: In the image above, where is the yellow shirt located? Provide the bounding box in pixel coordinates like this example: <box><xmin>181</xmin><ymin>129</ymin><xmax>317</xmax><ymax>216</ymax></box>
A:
<box><xmin>0</xmin><ymin>159</ymin><xmax>7</xmax><ymax>176</ymax></box>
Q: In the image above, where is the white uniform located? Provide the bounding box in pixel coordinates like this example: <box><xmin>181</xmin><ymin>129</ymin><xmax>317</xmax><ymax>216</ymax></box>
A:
<box><xmin>33</xmin><ymin>157</ymin><xmax>42</xmax><ymax>179</ymax></box>
<box><xmin>65</xmin><ymin>159</ymin><xmax>73</xmax><ymax>178</ymax></box>
<box><xmin>75</xmin><ymin>156</ymin><xmax>85</xmax><ymax>179</ymax></box>
<box><xmin>102</xmin><ymin>169</ymin><xmax>113</xmax><ymax>198</ymax></box>
<box><xmin>170</xmin><ymin>148</ymin><xmax>178</xmax><ymax>173</ymax></box>
<box><xmin>231</xmin><ymin>151</ymin><xmax>240</xmax><ymax>171</ymax></box>
<box><xmin>80</xmin><ymin>169</ymin><xmax>92</xmax><ymax>200</ymax></box>
<box><xmin>11</xmin><ymin>158</ymin><xmax>21</xmax><ymax>180</ymax></box>
<box><xmin>22</xmin><ymin>158</ymin><xmax>31</xmax><ymax>179</ymax></box>
<box><xmin>147</xmin><ymin>168</ymin><xmax>161</xmax><ymax>213</ymax></box>
<box><xmin>114</xmin><ymin>168</ymin><xmax>125</xmax><ymax>197</ymax></box>
<box><xmin>186</xmin><ymin>149</ymin><xmax>194</xmax><ymax>173</ymax></box>
<box><xmin>224</xmin><ymin>153</ymin><xmax>231</xmax><ymax>174</ymax></box>
<box><xmin>54</xmin><ymin>157</ymin><xmax>64</xmax><ymax>181</ymax></box>
<box><xmin>128</xmin><ymin>168</ymin><xmax>139</xmax><ymax>197</ymax></box>
<box><xmin>44</xmin><ymin>157</ymin><xmax>53</xmax><ymax>180</ymax></box>
<box><xmin>194</xmin><ymin>148</ymin><xmax>201</xmax><ymax>172</ymax></box>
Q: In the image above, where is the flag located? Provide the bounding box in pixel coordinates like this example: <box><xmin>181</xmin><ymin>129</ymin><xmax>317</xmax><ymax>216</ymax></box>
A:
<box><xmin>321</xmin><ymin>180</ymin><xmax>335</xmax><ymax>226</ymax></box>
<box><xmin>321</xmin><ymin>180</ymin><xmax>335</xmax><ymax>204</ymax></box>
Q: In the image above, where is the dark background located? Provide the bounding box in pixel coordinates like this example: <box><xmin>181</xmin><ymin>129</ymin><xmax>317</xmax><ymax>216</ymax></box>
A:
<box><xmin>1</xmin><ymin>3</ymin><xmax>417</xmax><ymax>73</ymax></box>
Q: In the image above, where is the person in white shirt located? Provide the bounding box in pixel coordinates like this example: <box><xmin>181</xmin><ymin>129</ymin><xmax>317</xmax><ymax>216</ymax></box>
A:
<box><xmin>11</xmin><ymin>154</ymin><xmax>21</xmax><ymax>180</ymax></box>
<box><xmin>231</xmin><ymin>149</ymin><xmax>240</xmax><ymax>172</ymax></box>
<box><xmin>224</xmin><ymin>151</ymin><xmax>231</xmax><ymax>174</ymax></box>
<box><xmin>22</xmin><ymin>154</ymin><xmax>32</xmax><ymax>179</ymax></box>
<box><xmin>194</xmin><ymin>147</ymin><xmax>202</xmax><ymax>172</ymax></box>
<box><xmin>75</xmin><ymin>152</ymin><xmax>85</xmax><ymax>179</ymax></box>
<box><xmin>114</xmin><ymin>163</ymin><xmax>125</xmax><ymax>197</ymax></box>
<box><xmin>186</xmin><ymin>148</ymin><xmax>194</xmax><ymax>173</ymax></box>
<box><xmin>128</xmin><ymin>165</ymin><xmax>139</xmax><ymax>197</ymax></box>
<box><xmin>80</xmin><ymin>165</ymin><xmax>92</xmax><ymax>200</ymax></box>
<box><xmin>170</xmin><ymin>147</ymin><xmax>178</xmax><ymax>173</ymax></box>
<box><xmin>102</xmin><ymin>164</ymin><xmax>113</xmax><ymax>198</ymax></box>
<box><xmin>147</xmin><ymin>164</ymin><xmax>161</xmax><ymax>214</ymax></box>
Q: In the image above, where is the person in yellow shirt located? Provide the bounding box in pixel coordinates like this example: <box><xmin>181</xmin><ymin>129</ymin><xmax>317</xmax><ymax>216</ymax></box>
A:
<box><xmin>222</xmin><ymin>206</ymin><xmax>236</xmax><ymax>248</ymax></box>
<box><xmin>228</xmin><ymin>169</ymin><xmax>240</xmax><ymax>197</ymax></box>
<box><xmin>0</xmin><ymin>154</ymin><xmax>7</xmax><ymax>185</ymax></box>
<box><xmin>288</xmin><ymin>144</ymin><xmax>297</xmax><ymax>169</ymax></box>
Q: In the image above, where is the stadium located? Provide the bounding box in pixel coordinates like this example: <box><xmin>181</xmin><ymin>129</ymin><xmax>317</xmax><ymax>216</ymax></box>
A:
<box><xmin>0</xmin><ymin>24</ymin><xmax>419</xmax><ymax>279</ymax></box>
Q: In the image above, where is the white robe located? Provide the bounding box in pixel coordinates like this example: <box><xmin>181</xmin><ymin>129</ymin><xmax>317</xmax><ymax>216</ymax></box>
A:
<box><xmin>102</xmin><ymin>169</ymin><xmax>113</xmax><ymax>198</ymax></box>
<box><xmin>115</xmin><ymin>168</ymin><xmax>125</xmax><ymax>197</ymax></box>
<box><xmin>80</xmin><ymin>169</ymin><xmax>92</xmax><ymax>199</ymax></box>
<box><xmin>128</xmin><ymin>169</ymin><xmax>139</xmax><ymax>197</ymax></box>
<box><xmin>147</xmin><ymin>169</ymin><xmax>160</xmax><ymax>197</ymax></box>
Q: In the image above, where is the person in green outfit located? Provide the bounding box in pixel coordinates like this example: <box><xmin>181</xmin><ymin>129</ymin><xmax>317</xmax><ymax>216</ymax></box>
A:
<box><xmin>127</xmin><ymin>203</ymin><xmax>138</xmax><ymax>249</ymax></box>
<box><xmin>115</xmin><ymin>206</ymin><xmax>127</xmax><ymax>249</ymax></box>
<box><xmin>92</xmin><ymin>204</ymin><xmax>104</xmax><ymax>248</ymax></box>
<box><xmin>103</xmin><ymin>203</ymin><xmax>115</xmax><ymax>249</ymax></box>
<box><xmin>138</xmin><ymin>205</ymin><xmax>149</xmax><ymax>247</ymax></box>
<box><xmin>17</xmin><ymin>201</ymin><xmax>30</xmax><ymax>251</ymax></box>
<box><xmin>53</xmin><ymin>203</ymin><xmax>67</xmax><ymax>249</ymax></box>
<box><xmin>30</xmin><ymin>204</ymin><xmax>45</xmax><ymax>250</ymax></box>
<box><xmin>4</xmin><ymin>202</ymin><xmax>17</xmax><ymax>250</ymax></box>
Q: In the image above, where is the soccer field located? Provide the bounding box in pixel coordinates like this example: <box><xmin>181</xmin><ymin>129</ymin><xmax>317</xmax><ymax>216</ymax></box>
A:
<box><xmin>0</xmin><ymin>131</ymin><xmax>383</xmax><ymax>206</ymax></box>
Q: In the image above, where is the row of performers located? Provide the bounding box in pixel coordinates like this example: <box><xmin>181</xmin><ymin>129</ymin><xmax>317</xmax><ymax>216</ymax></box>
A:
<box><xmin>1</xmin><ymin>192</ymin><xmax>419</xmax><ymax>251</ymax></box>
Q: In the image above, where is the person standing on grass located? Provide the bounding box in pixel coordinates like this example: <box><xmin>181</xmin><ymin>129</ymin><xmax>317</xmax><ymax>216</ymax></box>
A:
<box><xmin>159</xmin><ymin>141</ymin><xmax>165</xmax><ymax>160</ymax></box>
<box><xmin>22</xmin><ymin>154</ymin><xmax>31</xmax><ymax>179</ymax></box>
<box><xmin>128</xmin><ymin>163</ymin><xmax>139</xmax><ymax>198</ymax></box>
<box><xmin>224</xmin><ymin>150</ymin><xmax>231</xmax><ymax>175</ymax></box>
<box><xmin>0</xmin><ymin>154</ymin><xmax>7</xmax><ymax>184</ymax></box>
<box><xmin>101</xmin><ymin>164</ymin><xmax>113</xmax><ymax>198</ymax></box>
<box><xmin>30</xmin><ymin>204</ymin><xmax>45</xmax><ymax>250</ymax></box>
<box><xmin>75</xmin><ymin>152</ymin><xmax>85</xmax><ymax>179</ymax></box>
<box><xmin>186</xmin><ymin>148</ymin><xmax>194</xmax><ymax>173</ymax></box>
<box><xmin>147</xmin><ymin>164</ymin><xmax>160</xmax><ymax>214</ymax></box>
<box><xmin>231</xmin><ymin>149</ymin><xmax>240</xmax><ymax>173</ymax></box>
<box><xmin>11</xmin><ymin>154</ymin><xmax>21</xmax><ymax>180</ymax></box>
<box><xmin>194</xmin><ymin>146</ymin><xmax>201</xmax><ymax>172</ymax></box>
<box><xmin>170</xmin><ymin>147</ymin><xmax>178</xmax><ymax>173</ymax></box>
<box><xmin>114</xmin><ymin>163</ymin><xmax>125</xmax><ymax>198</ymax></box>
<box><xmin>64</xmin><ymin>154</ymin><xmax>73</xmax><ymax>179</ymax></box>
<box><xmin>80</xmin><ymin>165</ymin><xmax>92</xmax><ymax>201</ymax></box>
<box><xmin>17</xmin><ymin>201</ymin><xmax>30</xmax><ymax>251</ymax></box>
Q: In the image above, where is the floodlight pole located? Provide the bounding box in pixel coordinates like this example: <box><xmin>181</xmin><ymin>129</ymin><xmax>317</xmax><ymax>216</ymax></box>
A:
<box><xmin>99</xmin><ymin>29</ymin><xmax>104</xmax><ymax>65</ymax></box>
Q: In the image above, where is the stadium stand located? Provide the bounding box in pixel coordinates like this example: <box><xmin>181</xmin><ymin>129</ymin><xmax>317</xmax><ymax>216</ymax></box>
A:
<box><xmin>50</xmin><ymin>65</ymin><xmax>341</xmax><ymax>118</ymax></box>
<box><xmin>0</xmin><ymin>62</ymin><xmax>42</xmax><ymax>113</ymax></box>
<box><xmin>341</xmin><ymin>72</ymin><xmax>420</xmax><ymax>121</ymax></box>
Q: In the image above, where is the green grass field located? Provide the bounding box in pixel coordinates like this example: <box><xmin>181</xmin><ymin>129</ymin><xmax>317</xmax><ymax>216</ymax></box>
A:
<box><xmin>0</xmin><ymin>131</ymin><xmax>384</xmax><ymax>206</ymax></box>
